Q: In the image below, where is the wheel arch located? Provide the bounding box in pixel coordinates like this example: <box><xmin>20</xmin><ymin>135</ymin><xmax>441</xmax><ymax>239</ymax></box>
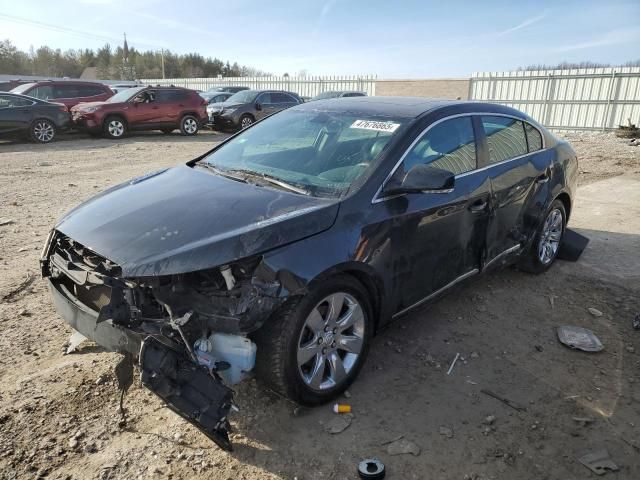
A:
<box><xmin>102</xmin><ymin>113</ymin><xmax>128</xmax><ymax>128</ymax></box>
<box><xmin>555</xmin><ymin>191</ymin><xmax>572</xmax><ymax>222</ymax></box>
<box><xmin>307</xmin><ymin>261</ymin><xmax>386</xmax><ymax>334</ymax></box>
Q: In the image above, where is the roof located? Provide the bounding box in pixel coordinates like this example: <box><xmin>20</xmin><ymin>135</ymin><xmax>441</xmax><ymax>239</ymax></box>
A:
<box><xmin>293</xmin><ymin>96</ymin><xmax>529</xmax><ymax>119</ymax></box>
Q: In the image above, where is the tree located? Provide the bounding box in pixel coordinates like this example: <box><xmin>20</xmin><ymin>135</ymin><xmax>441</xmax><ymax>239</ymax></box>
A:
<box><xmin>0</xmin><ymin>38</ymin><xmax>270</xmax><ymax>79</ymax></box>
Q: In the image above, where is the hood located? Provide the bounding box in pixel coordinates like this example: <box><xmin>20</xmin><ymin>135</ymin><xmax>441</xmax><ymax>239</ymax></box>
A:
<box><xmin>71</xmin><ymin>101</ymin><xmax>111</xmax><ymax>111</ymax></box>
<box><xmin>55</xmin><ymin>165</ymin><xmax>340</xmax><ymax>277</ymax></box>
<box><xmin>219</xmin><ymin>101</ymin><xmax>245</xmax><ymax>109</ymax></box>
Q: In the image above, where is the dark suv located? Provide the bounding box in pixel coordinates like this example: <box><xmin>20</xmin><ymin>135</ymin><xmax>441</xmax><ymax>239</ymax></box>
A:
<box><xmin>213</xmin><ymin>90</ymin><xmax>302</xmax><ymax>130</ymax></box>
<box><xmin>10</xmin><ymin>80</ymin><xmax>113</xmax><ymax>108</ymax></box>
<box><xmin>70</xmin><ymin>86</ymin><xmax>207</xmax><ymax>139</ymax></box>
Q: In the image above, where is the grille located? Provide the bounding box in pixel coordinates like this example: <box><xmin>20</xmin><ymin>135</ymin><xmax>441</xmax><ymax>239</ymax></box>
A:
<box><xmin>50</xmin><ymin>231</ymin><xmax>122</xmax><ymax>312</ymax></box>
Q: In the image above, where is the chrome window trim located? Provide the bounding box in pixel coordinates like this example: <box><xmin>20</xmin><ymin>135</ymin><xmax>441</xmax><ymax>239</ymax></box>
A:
<box><xmin>372</xmin><ymin>112</ymin><xmax>547</xmax><ymax>204</ymax></box>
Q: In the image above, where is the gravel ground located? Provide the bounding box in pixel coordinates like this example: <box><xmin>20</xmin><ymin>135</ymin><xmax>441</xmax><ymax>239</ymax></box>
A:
<box><xmin>0</xmin><ymin>130</ymin><xmax>639</xmax><ymax>480</ymax></box>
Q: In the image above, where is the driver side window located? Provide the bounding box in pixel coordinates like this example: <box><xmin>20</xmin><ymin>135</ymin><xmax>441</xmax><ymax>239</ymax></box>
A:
<box><xmin>403</xmin><ymin>117</ymin><xmax>477</xmax><ymax>175</ymax></box>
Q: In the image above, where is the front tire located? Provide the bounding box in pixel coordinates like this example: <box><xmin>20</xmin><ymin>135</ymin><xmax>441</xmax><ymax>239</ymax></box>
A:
<box><xmin>253</xmin><ymin>275</ymin><xmax>372</xmax><ymax>405</ymax></box>
<box><xmin>239</xmin><ymin>114</ymin><xmax>254</xmax><ymax>130</ymax></box>
<box><xmin>30</xmin><ymin>119</ymin><xmax>56</xmax><ymax>143</ymax></box>
<box><xmin>180</xmin><ymin>115</ymin><xmax>199</xmax><ymax>136</ymax></box>
<box><xmin>519</xmin><ymin>199</ymin><xmax>566</xmax><ymax>274</ymax></box>
<box><xmin>103</xmin><ymin>116</ymin><xmax>127</xmax><ymax>139</ymax></box>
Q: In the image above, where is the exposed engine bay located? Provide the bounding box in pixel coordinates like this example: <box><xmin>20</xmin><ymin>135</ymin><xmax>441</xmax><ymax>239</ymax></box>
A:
<box><xmin>41</xmin><ymin>230</ymin><xmax>292</xmax><ymax>451</ymax></box>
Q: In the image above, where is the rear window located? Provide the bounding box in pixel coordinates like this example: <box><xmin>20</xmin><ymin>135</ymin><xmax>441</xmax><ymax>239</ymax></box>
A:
<box><xmin>156</xmin><ymin>89</ymin><xmax>188</xmax><ymax>101</ymax></box>
<box><xmin>525</xmin><ymin>122</ymin><xmax>543</xmax><ymax>152</ymax></box>
<box><xmin>271</xmin><ymin>92</ymin><xmax>297</xmax><ymax>103</ymax></box>
<box><xmin>30</xmin><ymin>85</ymin><xmax>54</xmax><ymax>100</ymax></box>
<box><xmin>481</xmin><ymin>116</ymin><xmax>528</xmax><ymax>164</ymax></box>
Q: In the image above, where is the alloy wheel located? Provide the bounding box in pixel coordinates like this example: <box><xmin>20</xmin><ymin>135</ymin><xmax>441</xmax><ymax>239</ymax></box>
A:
<box><xmin>297</xmin><ymin>292</ymin><xmax>365</xmax><ymax>391</ymax></box>
<box><xmin>34</xmin><ymin>121</ymin><xmax>54</xmax><ymax>142</ymax></box>
<box><xmin>241</xmin><ymin>116</ymin><xmax>253</xmax><ymax>128</ymax></box>
<box><xmin>183</xmin><ymin>117</ymin><xmax>198</xmax><ymax>134</ymax></box>
<box><xmin>108</xmin><ymin>120</ymin><xmax>125</xmax><ymax>137</ymax></box>
<box><xmin>538</xmin><ymin>208</ymin><xmax>563</xmax><ymax>264</ymax></box>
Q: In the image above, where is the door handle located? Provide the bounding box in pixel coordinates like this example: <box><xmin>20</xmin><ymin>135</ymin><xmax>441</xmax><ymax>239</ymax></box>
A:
<box><xmin>536</xmin><ymin>173</ymin><xmax>549</xmax><ymax>184</ymax></box>
<box><xmin>468</xmin><ymin>199</ymin><xmax>488</xmax><ymax>212</ymax></box>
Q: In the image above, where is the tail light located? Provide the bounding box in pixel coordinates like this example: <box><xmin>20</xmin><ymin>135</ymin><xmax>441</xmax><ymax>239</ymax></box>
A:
<box><xmin>201</xmin><ymin>99</ymin><xmax>207</xmax><ymax>106</ymax></box>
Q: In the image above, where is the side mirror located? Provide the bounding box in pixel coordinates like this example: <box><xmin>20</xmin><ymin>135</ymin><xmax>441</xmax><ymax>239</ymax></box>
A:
<box><xmin>255</xmin><ymin>102</ymin><xmax>262</xmax><ymax>111</ymax></box>
<box><xmin>384</xmin><ymin>164</ymin><xmax>455</xmax><ymax>195</ymax></box>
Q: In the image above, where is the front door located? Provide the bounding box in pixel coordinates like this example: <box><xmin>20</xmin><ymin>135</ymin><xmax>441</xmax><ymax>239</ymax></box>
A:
<box><xmin>479</xmin><ymin>116</ymin><xmax>552</xmax><ymax>269</ymax></box>
<box><xmin>0</xmin><ymin>95</ymin><xmax>33</xmax><ymax>134</ymax></box>
<box><xmin>128</xmin><ymin>90</ymin><xmax>162</xmax><ymax>126</ymax></box>
<box><xmin>378</xmin><ymin>115</ymin><xmax>491</xmax><ymax>313</ymax></box>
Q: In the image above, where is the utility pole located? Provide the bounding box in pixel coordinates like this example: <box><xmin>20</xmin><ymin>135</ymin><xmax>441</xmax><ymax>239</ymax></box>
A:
<box><xmin>161</xmin><ymin>49</ymin><xmax>165</xmax><ymax>79</ymax></box>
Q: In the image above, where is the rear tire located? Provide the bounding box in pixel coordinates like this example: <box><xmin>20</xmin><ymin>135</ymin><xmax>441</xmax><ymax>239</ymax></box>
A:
<box><xmin>518</xmin><ymin>199</ymin><xmax>566</xmax><ymax>274</ymax></box>
<box><xmin>252</xmin><ymin>275</ymin><xmax>372</xmax><ymax>405</ymax></box>
<box><xmin>103</xmin><ymin>116</ymin><xmax>127</xmax><ymax>139</ymax></box>
<box><xmin>180</xmin><ymin>115</ymin><xmax>199</xmax><ymax>136</ymax></box>
<box><xmin>30</xmin><ymin>119</ymin><xmax>56</xmax><ymax>143</ymax></box>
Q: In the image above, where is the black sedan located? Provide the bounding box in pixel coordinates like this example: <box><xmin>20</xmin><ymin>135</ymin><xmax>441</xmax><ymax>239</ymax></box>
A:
<box><xmin>41</xmin><ymin>97</ymin><xmax>577</xmax><ymax>450</ymax></box>
<box><xmin>0</xmin><ymin>92</ymin><xmax>71</xmax><ymax>143</ymax></box>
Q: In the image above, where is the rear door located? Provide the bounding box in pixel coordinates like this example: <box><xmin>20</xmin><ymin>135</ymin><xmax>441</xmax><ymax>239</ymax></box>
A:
<box><xmin>255</xmin><ymin>92</ymin><xmax>275</xmax><ymax>120</ymax></box>
<box><xmin>379</xmin><ymin>115</ymin><xmax>491</xmax><ymax>312</ymax></box>
<box><xmin>155</xmin><ymin>89</ymin><xmax>186</xmax><ymax>123</ymax></box>
<box><xmin>271</xmin><ymin>92</ymin><xmax>299</xmax><ymax>113</ymax></box>
<box><xmin>480</xmin><ymin>115</ymin><xmax>552</xmax><ymax>269</ymax></box>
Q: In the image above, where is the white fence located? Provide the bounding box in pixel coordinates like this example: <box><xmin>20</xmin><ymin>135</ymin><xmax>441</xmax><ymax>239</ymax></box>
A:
<box><xmin>469</xmin><ymin>67</ymin><xmax>640</xmax><ymax>131</ymax></box>
<box><xmin>141</xmin><ymin>75</ymin><xmax>377</xmax><ymax>98</ymax></box>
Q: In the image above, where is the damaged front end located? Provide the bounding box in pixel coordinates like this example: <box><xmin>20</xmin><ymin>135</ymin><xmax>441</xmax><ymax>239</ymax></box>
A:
<box><xmin>41</xmin><ymin>230</ymin><xmax>288</xmax><ymax>451</ymax></box>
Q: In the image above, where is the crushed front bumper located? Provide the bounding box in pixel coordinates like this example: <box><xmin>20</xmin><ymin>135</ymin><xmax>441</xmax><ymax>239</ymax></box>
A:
<box><xmin>48</xmin><ymin>277</ymin><xmax>236</xmax><ymax>450</ymax></box>
<box><xmin>47</xmin><ymin>278</ymin><xmax>142</xmax><ymax>355</ymax></box>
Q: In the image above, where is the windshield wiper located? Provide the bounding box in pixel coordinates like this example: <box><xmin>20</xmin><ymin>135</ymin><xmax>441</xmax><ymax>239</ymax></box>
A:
<box><xmin>195</xmin><ymin>163</ymin><xmax>248</xmax><ymax>183</ymax></box>
<box><xmin>226</xmin><ymin>169</ymin><xmax>310</xmax><ymax>195</ymax></box>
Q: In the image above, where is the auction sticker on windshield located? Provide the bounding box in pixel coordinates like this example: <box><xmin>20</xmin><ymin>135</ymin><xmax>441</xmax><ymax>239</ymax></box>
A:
<box><xmin>350</xmin><ymin>119</ymin><xmax>400</xmax><ymax>133</ymax></box>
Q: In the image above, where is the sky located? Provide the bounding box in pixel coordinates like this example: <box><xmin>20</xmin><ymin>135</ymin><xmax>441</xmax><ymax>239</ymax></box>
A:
<box><xmin>1</xmin><ymin>0</ymin><xmax>639</xmax><ymax>77</ymax></box>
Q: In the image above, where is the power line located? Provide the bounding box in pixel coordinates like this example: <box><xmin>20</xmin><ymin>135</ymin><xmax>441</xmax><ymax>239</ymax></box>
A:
<box><xmin>0</xmin><ymin>13</ymin><xmax>162</xmax><ymax>49</ymax></box>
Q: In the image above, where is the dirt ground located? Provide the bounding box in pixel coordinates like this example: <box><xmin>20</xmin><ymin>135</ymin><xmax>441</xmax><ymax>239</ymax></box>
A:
<box><xmin>0</xmin><ymin>130</ymin><xmax>639</xmax><ymax>480</ymax></box>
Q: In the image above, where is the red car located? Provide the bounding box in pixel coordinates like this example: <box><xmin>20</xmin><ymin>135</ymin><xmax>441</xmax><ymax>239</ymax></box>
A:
<box><xmin>10</xmin><ymin>80</ymin><xmax>113</xmax><ymax>108</ymax></box>
<box><xmin>71</xmin><ymin>86</ymin><xmax>207</xmax><ymax>139</ymax></box>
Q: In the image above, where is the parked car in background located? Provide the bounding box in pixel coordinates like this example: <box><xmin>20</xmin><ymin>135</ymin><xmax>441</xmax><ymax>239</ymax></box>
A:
<box><xmin>201</xmin><ymin>91</ymin><xmax>233</xmax><ymax>105</ymax></box>
<box><xmin>0</xmin><ymin>92</ymin><xmax>71</xmax><ymax>143</ymax></box>
<box><xmin>70</xmin><ymin>86</ymin><xmax>207</xmax><ymax>139</ymax></box>
<box><xmin>205</xmin><ymin>86</ymin><xmax>249</xmax><ymax>94</ymax></box>
<box><xmin>310</xmin><ymin>90</ymin><xmax>367</xmax><ymax>101</ymax></box>
<box><xmin>10</xmin><ymin>80</ymin><xmax>113</xmax><ymax>108</ymax></box>
<box><xmin>213</xmin><ymin>89</ymin><xmax>302</xmax><ymax>130</ymax></box>
<box><xmin>0</xmin><ymin>79</ymin><xmax>34</xmax><ymax>92</ymax></box>
<box><xmin>41</xmin><ymin>97</ymin><xmax>577</xmax><ymax>450</ymax></box>
<box><xmin>205</xmin><ymin>93</ymin><xmax>234</xmax><ymax>124</ymax></box>
<box><xmin>109</xmin><ymin>83</ymin><xmax>144</xmax><ymax>94</ymax></box>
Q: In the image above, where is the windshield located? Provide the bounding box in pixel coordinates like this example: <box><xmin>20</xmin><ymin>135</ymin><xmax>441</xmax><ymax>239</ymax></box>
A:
<box><xmin>313</xmin><ymin>91</ymin><xmax>340</xmax><ymax>100</ymax></box>
<box><xmin>199</xmin><ymin>109</ymin><xmax>405</xmax><ymax>197</ymax></box>
<box><xmin>107</xmin><ymin>87</ymin><xmax>145</xmax><ymax>103</ymax></box>
<box><xmin>226</xmin><ymin>90</ymin><xmax>258</xmax><ymax>103</ymax></box>
<box><xmin>10</xmin><ymin>83</ymin><xmax>37</xmax><ymax>94</ymax></box>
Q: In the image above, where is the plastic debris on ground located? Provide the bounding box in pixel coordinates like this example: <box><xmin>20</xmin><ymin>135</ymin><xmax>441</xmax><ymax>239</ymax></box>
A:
<box><xmin>578</xmin><ymin>449</ymin><xmax>620</xmax><ymax>475</ymax></box>
<box><xmin>557</xmin><ymin>326</ymin><xmax>604</xmax><ymax>352</ymax></box>
<box><xmin>65</xmin><ymin>330</ymin><xmax>88</xmax><ymax>354</ymax></box>
<box><xmin>357</xmin><ymin>458</ymin><xmax>386</xmax><ymax>479</ymax></box>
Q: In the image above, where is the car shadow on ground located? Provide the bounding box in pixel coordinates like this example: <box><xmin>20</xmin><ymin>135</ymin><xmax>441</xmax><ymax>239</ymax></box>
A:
<box><xmin>200</xmin><ymin>231</ymin><xmax>640</xmax><ymax>479</ymax></box>
<box><xmin>0</xmin><ymin>129</ymin><xmax>231</xmax><ymax>154</ymax></box>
